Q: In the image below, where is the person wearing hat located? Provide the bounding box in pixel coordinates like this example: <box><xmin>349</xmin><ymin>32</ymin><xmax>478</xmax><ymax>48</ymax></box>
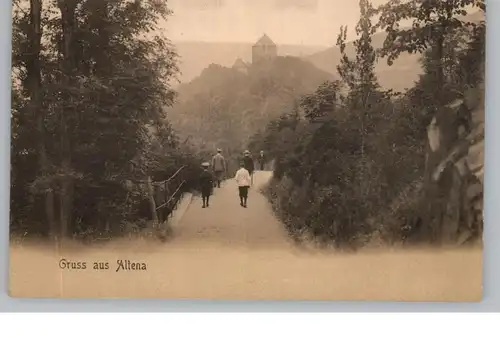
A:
<box><xmin>242</xmin><ymin>150</ymin><xmax>255</xmax><ymax>186</ymax></box>
<box><xmin>199</xmin><ymin>162</ymin><xmax>214</xmax><ymax>208</ymax></box>
<box><xmin>211</xmin><ymin>148</ymin><xmax>226</xmax><ymax>188</ymax></box>
<box><xmin>234</xmin><ymin>161</ymin><xmax>251</xmax><ymax>208</ymax></box>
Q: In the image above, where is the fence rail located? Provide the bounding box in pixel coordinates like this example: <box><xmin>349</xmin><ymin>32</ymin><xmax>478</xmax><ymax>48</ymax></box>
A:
<box><xmin>151</xmin><ymin>165</ymin><xmax>187</xmax><ymax>223</ymax></box>
<box><xmin>152</xmin><ymin>165</ymin><xmax>186</xmax><ymax>187</ymax></box>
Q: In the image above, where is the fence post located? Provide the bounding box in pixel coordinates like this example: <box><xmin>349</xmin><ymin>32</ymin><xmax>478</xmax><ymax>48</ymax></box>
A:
<box><xmin>166</xmin><ymin>178</ymin><xmax>171</xmax><ymax>218</ymax></box>
<box><xmin>173</xmin><ymin>175</ymin><xmax>178</xmax><ymax>211</ymax></box>
<box><xmin>147</xmin><ymin>176</ymin><xmax>159</xmax><ymax>228</ymax></box>
<box><xmin>162</xmin><ymin>180</ymin><xmax>167</xmax><ymax>223</ymax></box>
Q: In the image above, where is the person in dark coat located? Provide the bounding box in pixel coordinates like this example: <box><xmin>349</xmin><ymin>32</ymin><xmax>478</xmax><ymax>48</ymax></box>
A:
<box><xmin>211</xmin><ymin>148</ymin><xmax>226</xmax><ymax>188</ymax></box>
<box><xmin>199</xmin><ymin>162</ymin><xmax>213</xmax><ymax>208</ymax></box>
<box><xmin>242</xmin><ymin>150</ymin><xmax>255</xmax><ymax>186</ymax></box>
<box><xmin>258</xmin><ymin>150</ymin><xmax>265</xmax><ymax>171</ymax></box>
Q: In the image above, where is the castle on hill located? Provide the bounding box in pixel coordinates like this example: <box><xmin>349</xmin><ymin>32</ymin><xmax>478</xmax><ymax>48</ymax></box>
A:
<box><xmin>232</xmin><ymin>33</ymin><xmax>277</xmax><ymax>73</ymax></box>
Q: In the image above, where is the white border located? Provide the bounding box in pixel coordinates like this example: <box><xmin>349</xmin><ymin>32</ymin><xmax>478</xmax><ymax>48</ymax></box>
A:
<box><xmin>0</xmin><ymin>313</ymin><xmax>499</xmax><ymax>337</ymax></box>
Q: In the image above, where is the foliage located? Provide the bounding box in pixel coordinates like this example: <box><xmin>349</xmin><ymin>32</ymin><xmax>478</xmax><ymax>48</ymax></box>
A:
<box><xmin>10</xmin><ymin>0</ymin><xmax>202</xmax><ymax>239</ymax></box>
<box><xmin>376</xmin><ymin>0</ymin><xmax>485</xmax><ymax>64</ymax></box>
<box><xmin>300</xmin><ymin>81</ymin><xmax>341</xmax><ymax>121</ymax></box>
<box><xmin>250</xmin><ymin>0</ymin><xmax>484</xmax><ymax>248</ymax></box>
<box><xmin>12</xmin><ymin>0</ymin><xmax>484</xmax><ymax>247</ymax></box>
<box><xmin>376</xmin><ymin>0</ymin><xmax>485</xmax><ymax>106</ymax></box>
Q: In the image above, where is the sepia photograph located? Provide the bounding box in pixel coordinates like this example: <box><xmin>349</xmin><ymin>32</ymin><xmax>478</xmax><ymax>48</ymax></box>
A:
<box><xmin>9</xmin><ymin>0</ymin><xmax>485</xmax><ymax>300</ymax></box>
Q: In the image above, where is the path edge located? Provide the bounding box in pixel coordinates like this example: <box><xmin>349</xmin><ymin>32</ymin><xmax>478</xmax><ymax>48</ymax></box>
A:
<box><xmin>167</xmin><ymin>192</ymin><xmax>195</xmax><ymax>230</ymax></box>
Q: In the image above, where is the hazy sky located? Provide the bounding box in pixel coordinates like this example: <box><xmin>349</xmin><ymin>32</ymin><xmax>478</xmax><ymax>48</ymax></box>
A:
<box><xmin>162</xmin><ymin>0</ymin><xmax>390</xmax><ymax>46</ymax></box>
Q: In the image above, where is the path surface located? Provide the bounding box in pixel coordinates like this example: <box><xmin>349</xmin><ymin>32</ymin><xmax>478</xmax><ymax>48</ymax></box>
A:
<box><xmin>9</xmin><ymin>171</ymin><xmax>482</xmax><ymax>300</ymax></box>
<box><xmin>171</xmin><ymin>171</ymin><xmax>291</xmax><ymax>249</ymax></box>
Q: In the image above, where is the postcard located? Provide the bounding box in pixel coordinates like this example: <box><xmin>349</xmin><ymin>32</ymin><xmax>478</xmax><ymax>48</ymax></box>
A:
<box><xmin>9</xmin><ymin>0</ymin><xmax>484</xmax><ymax>300</ymax></box>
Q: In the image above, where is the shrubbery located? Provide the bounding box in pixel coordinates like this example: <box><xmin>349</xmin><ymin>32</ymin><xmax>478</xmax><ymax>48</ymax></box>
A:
<box><xmin>250</xmin><ymin>0</ymin><xmax>485</xmax><ymax>249</ymax></box>
<box><xmin>10</xmin><ymin>0</ymin><xmax>204</xmax><ymax>241</ymax></box>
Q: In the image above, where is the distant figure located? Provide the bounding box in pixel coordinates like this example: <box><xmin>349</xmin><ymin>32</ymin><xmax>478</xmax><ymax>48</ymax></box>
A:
<box><xmin>235</xmin><ymin>161</ymin><xmax>251</xmax><ymax>208</ymax></box>
<box><xmin>199</xmin><ymin>162</ymin><xmax>213</xmax><ymax>208</ymax></box>
<box><xmin>258</xmin><ymin>150</ymin><xmax>265</xmax><ymax>171</ymax></box>
<box><xmin>242</xmin><ymin>150</ymin><xmax>255</xmax><ymax>186</ymax></box>
<box><xmin>211</xmin><ymin>148</ymin><xmax>226</xmax><ymax>188</ymax></box>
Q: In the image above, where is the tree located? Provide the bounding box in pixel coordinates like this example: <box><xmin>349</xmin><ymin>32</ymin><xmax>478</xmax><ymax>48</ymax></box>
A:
<box><xmin>10</xmin><ymin>0</ymin><xmax>57</xmax><ymax>234</ymax></box>
<box><xmin>17</xmin><ymin>0</ymin><xmax>57</xmax><ymax>233</ymax></box>
<box><xmin>337</xmin><ymin>0</ymin><xmax>379</xmax><ymax>95</ymax></box>
<box><xmin>10</xmin><ymin>0</ymin><xmax>189</xmax><ymax>239</ymax></box>
<box><xmin>300</xmin><ymin>80</ymin><xmax>341</xmax><ymax>121</ymax></box>
<box><xmin>376</xmin><ymin>0</ymin><xmax>485</xmax><ymax>105</ymax></box>
<box><xmin>336</xmin><ymin>0</ymin><xmax>383</xmax><ymax>123</ymax></box>
<box><xmin>455</xmin><ymin>18</ymin><xmax>485</xmax><ymax>88</ymax></box>
<box><xmin>336</xmin><ymin>0</ymin><xmax>387</xmax><ymax>201</ymax></box>
<box><xmin>278</xmin><ymin>0</ymin><xmax>392</xmax><ymax>247</ymax></box>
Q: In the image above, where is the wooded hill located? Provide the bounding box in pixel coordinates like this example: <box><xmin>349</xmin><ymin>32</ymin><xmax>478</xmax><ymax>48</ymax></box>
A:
<box><xmin>173</xmin><ymin>41</ymin><xmax>326</xmax><ymax>85</ymax></box>
<box><xmin>167</xmin><ymin>56</ymin><xmax>334</xmax><ymax>172</ymax></box>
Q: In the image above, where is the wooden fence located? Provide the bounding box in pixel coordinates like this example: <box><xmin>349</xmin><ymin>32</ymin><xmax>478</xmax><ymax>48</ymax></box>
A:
<box><xmin>146</xmin><ymin>165</ymin><xmax>187</xmax><ymax>226</ymax></box>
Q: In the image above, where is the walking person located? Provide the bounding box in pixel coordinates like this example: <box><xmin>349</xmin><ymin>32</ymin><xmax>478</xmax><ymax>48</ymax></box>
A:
<box><xmin>242</xmin><ymin>150</ymin><xmax>255</xmax><ymax>186</ymax></box>
<box><xmin>211</xmin><ymin>148</ymin><xmax>226</xmax><ymax>188</ymax></box>
<box><xmin>258</xmin><ymin>150</ymin><xmax>265</xmax><ymax>171</ymax></box>
<box><xmin>235</xmin><ymin>161</ymin><xmax>251</xmax><ymax>208</ymax></box>
<box><xmin>199</xmin><ymin>162</ymin><xmax>213</xmax><ymax>208</ymax></box>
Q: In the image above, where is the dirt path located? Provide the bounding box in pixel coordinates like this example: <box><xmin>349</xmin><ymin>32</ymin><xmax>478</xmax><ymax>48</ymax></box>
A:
<box><xmin>9</xmin><ymin>171</ymin><xmax>482</xmax><ymax>301</ymax></box>
<box><xmin>171</xmin><ymin>171</ymin><xmax>291</xmax><ymax>249</ymax></box>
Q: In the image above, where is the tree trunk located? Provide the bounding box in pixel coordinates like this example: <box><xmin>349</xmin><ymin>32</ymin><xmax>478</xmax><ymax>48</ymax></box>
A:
<box><xmin>27</xmin><ymin>0</ymin><xmax>57</xmax><ymax>236</ymax></box>
<box><xmin>94</xmin><ymin>0</ymin><xmax>110</xmax><ymax>76</ymax></box>
<box><xmin>419</xmin><ymin>27</ymin><xmax>446</xmax><ymax>242</ymax></box>
<box><xmin>434</xmin><ymin>29</ymin><xmax>445</xmax><ymax>105</ymax></box>
<box><xmin>57</xmin><ymin>0</ymin><xmax>78</xmax><ymax>238</ymax></box>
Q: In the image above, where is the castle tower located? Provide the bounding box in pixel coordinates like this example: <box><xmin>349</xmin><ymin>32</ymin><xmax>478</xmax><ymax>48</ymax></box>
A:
<box><xmin>252</xmin><ymin>34</ymin><xmax>277</xmax><ymax>64</ymax></box>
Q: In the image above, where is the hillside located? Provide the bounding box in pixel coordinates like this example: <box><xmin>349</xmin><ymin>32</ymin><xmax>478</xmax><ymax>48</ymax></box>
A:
<box><xmin>173</xmin><ymin>41</ymin><xmax>327</xmax><ymax>85</ymax></box>
<box><xmin>304</xmin><ymin>10</ymin><xmax>484</xmax><ymax>93</ymax></box>
<box><xmin>167</xmin><ymin>56</ymin><xmax>333</xmax><ymax>169</ymax></box>
<box><xmin>305</xmin><ymin>32</ymin><xmax>421</xmax><ymax>92</ymax></box>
